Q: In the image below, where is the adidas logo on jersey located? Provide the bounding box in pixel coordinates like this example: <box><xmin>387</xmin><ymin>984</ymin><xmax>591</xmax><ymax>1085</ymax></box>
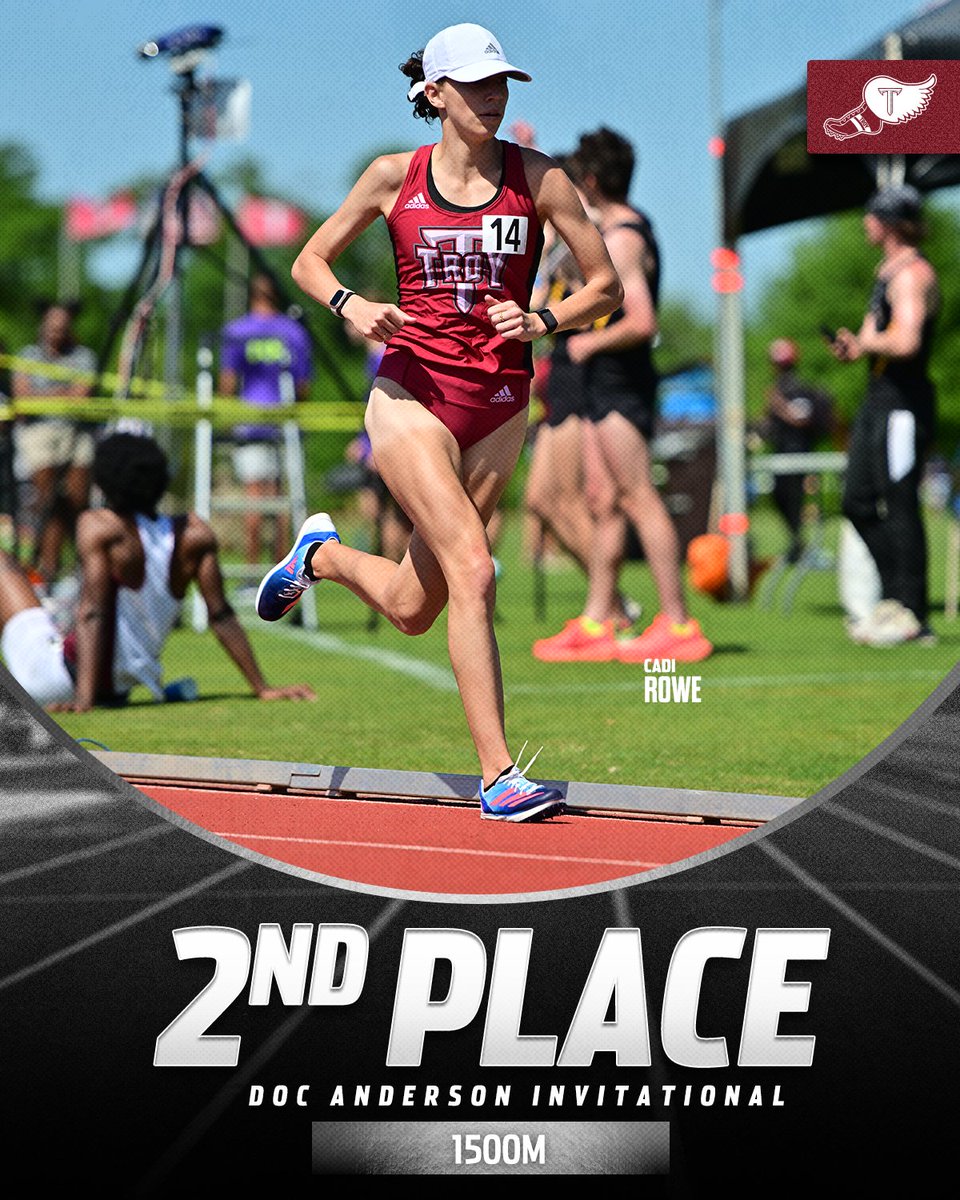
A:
<box><xmin>403</xmin><ymin>191</ymin><xmax>430</xmax><ymax>210</ymax></box>
<box><xmin>490</xmin><ymin>385</ymin><xmax>516</xmax><ymax>403</ymax></box>
<box><xmin>484</xmin><ymin>43</ymin><xmax>500</xmax><ymax>54</ymax></box>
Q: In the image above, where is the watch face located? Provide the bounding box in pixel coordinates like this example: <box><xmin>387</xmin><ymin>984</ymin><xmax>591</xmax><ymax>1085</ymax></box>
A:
<box><xmin>330</xmin><ymin>289</ymin><xmax>346</xmax><ymax>310</ymax></box>
<box><xmin>539</xmin><ymin>308</ymin><xmax>558</xmax><ymax>332</ymax></box>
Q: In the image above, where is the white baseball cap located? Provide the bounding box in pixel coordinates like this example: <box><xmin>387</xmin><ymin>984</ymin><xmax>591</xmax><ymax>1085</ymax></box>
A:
<box><xmin>407</xmin><ymin>24</ymin><xmax>532</xmax><ymax>101</ymax></box>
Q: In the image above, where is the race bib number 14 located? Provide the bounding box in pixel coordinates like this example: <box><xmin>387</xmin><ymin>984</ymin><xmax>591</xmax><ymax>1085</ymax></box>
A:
<box><xmin>482</xmin><ymin>215</ymin><xmax>528</xmax><ymax>255</ymax></box>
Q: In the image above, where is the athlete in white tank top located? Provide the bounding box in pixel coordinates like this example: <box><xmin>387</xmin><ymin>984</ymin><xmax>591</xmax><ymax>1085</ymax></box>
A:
<box><xmin>1</xmin><ymin>433</ymin><xmax>315</xmax><ymax>712</ymax></box>
<box><xmin>113</xmin><ymin>514</ymin><xmax>182</xmax><ymax>700</ymax></box>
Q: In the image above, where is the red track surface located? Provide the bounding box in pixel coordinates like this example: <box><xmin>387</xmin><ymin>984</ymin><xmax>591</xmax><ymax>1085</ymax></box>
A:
<box><xmin>139</xmin><ymin>783</ymin><xmax>755</xmax><ymax>895</ymax></box>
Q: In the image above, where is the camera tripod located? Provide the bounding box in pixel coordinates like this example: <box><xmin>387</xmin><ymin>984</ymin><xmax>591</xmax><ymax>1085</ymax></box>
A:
<box><xmin>96</xmin><ymin>36</ymin><xmax>356</xmax><ymax>404</ymax></box>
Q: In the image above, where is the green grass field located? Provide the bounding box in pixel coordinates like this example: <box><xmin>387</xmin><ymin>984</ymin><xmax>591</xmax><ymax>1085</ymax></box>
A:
<box><xmin>52</xmin><ymin>505</ymin><xmax>958</xmax><ymax>799</ymax></box>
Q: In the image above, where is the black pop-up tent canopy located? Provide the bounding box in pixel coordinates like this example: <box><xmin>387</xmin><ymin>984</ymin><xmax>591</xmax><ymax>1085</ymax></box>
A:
<box><xmin>711</xmin><ymin>0</ymin><xmax>960</xmax><ymax>599</ymax></box>
<box><xmin>722</xmin><ymin>0</ymin><xmax>960</xmax><ymax>242</ymax></box>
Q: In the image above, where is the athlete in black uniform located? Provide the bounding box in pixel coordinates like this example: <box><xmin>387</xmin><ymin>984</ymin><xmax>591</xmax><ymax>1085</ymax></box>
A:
<box><xmin>535</xmin><ymin>128</ymin><xmax>711</xmax><ymax>664</ymax></box>
<box><xmin>526</xmin><ymin>159</ymin><xmax>638</xmax><ymax>656</ymax></box>
<box><xmin>525</xmin><ymin>219</ymin><xmax>598</xmax><ymax>586</ymax></box>
<box><xmin>580</xmin><ymin>206</ymin><xmax>660</xmax><ymax>435</ymax></box>
<box><xmin>833</xmin><ymin>185</ymin><xmax>940</xmax><ymax>645</ymax></box>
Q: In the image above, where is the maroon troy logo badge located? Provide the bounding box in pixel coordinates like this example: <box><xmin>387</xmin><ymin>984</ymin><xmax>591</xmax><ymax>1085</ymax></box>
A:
<box><xmin>807</xmin><ymin>60</ymin><xmax>960</xmax><ymax>154</ymax></box>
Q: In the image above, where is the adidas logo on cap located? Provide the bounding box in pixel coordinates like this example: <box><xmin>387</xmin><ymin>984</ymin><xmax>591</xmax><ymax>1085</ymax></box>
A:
<box><xmin>415</xmin><ymin>25</ymin><xmax>532</xmax><ymax>95</ymax></box>
<box><xmin>403</xmin><ymin>191</ymin><xmax>430</xmax><ymax>210</ymax></box>
<box><xmin>490</xmin><ymin>385</ymin><xmax>516</xmax><ymax>403</ymax></box>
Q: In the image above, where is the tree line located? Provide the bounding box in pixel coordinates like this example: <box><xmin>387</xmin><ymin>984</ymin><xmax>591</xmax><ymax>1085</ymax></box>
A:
<box><xmin>2</xmin><ymin>138</ymin><xmax>957</xmax><ymax>454</ymax></box>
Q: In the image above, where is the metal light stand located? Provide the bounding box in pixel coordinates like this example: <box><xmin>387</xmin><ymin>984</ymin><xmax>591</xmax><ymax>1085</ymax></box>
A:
<box><xmin>96</xmin><ymin>32</ymin><xmax>357</xmax><ymax>405</ymax></box>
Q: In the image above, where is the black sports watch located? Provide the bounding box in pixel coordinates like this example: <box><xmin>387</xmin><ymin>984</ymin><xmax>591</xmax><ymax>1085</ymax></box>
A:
<box><xmin>535</xmin><ymin>307</ymin><xmax>559</xmax><ymax>334</ymax></box>
<box><xmin>329</xmin><ymin>288</ymin><xmax>355</xmax><ymax>317</ymax></box>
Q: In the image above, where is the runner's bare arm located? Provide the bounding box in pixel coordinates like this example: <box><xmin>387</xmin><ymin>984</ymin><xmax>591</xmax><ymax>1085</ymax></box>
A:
<box><xmin>219</xmin><ymin>367</ymin><xmax>239</xmax><ymax>396</ymax></box>
<box><xmin>858</xmin><ymin>262</ymin><xmax>936</xmax><ymax>358</ymax></box>
<box><xmin>291</xmin><ymin>154</ymin><xmax>416</xmax><ymax>343</ymax></box>
<box><xmin>769</xmin><ymin>385</ymin><xmax>811</xmax><ymax>428</ymax></box>
<box><xmin>836</xmin><ymin>261</ymin><xmax>937</xmax><ymax>362</ymax></box>
<box><xmin>11</xmin><ymin>361</ymin><xmax>91</xmax><ymax>400</ymax></box>
<box><xmin>565</xmin><ymin>226</ymin><xmax>657</xmax><ymax>362</ymax></box>
<box><xmin>65</xmin><ymin>370</ymin><xmax>93</xmax><ymax>399</ymax></box>
<box><xmin>11</xmin><ymin>364</ymin><xmax>40</xmax><ymax>398</ymax></box>
<box><xmin>67</xmin><ymin>513</ymin><xmax>117</xmax><ymax>713</ymax></box>
<box><xmin>190</xmin><ymin>520</ymin><xmax>315</xmax><ymax>701</ymax></box>
<box><xmin>486</xmin><ymin>150</ymin><xmax>621</xmax><ymax>343</ymax></box>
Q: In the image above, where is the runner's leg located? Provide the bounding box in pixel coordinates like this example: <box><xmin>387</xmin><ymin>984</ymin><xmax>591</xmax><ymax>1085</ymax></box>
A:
<box><xmin>310</xmin><ymin>379</ymin><xmax>526</xmax><ymax>782</ymax></box>
<box><xmin>30</xmin><ymin>465</ymin><xmax>59</xmax><ymax>582</ymax></box>
<box><xmin>525</xmin><ymin>417</ymin><xmax>595</xmax><ymax>571</ymax></box>
<box><xmin>581</xmin><ymin>417</ymin><xmax>627</xmax><ymax>622</ymax></box>
<box><xmin>593</xmin><ymin>412</ymin><xmax>687</xmax><ymax>623</ymax></box>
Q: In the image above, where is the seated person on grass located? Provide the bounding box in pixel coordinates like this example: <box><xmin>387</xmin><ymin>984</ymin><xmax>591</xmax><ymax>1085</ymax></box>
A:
<box><xmin>0</xmin><ymin>432</ymin><xmax>315</xmax><ymax>713</ymax></box>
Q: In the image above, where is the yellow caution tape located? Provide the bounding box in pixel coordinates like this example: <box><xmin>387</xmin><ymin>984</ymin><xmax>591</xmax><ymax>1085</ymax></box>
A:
<box><xmin>0</xmin><ymin>352</ymin><xmax>169</xmax><ymax>398</ymax></box>
<box><xmin>0</xmin><ymin>396</ymin><xmax>367</xmax><ymax>432</ymax></box>
<box><xmin>0</xmin><ymin>353</ymin><xmax>368</xmax><ymax>430</ymax></box>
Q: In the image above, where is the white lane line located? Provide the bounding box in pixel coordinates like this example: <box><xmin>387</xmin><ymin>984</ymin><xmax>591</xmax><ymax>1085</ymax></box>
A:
<box><xmin>507</xmin><ymin>668</ymin><xmax>945</xmax><ymax>697</ymax></box>
<box><xmin>0</xmin><ymin>753</ymin><xmax>73</xmax><ymax>774</ymax></box>
<box><xmin>822</xmin><ymin>803</ymin><xmax>960</xmax><ymax>872</ymax></box>
<box><xmin>0</xmin><ymin>860</ymin><xmax>250</xmax><ymax>994</ymax></box>
<box><xmin>212</xmin><ymin>830</ymin><xmax>661</xmax><ymax>870</ymax></box>
<box><xmin>605</xmin><ymin>884</ymin><xmax>680</xmax><ymax>1164</ymax></box>
<box><xmin>137</xmin><ymin>898</ymin><xmax>405</xmax><ymax>1195</ymax></box>
<box><xmin>897</xmin><ymin>793</ymin><xmax>960</xmax><ymax>823</ymax></box>
<box><xmin>252</xmin><ymin>619</ymin><xmax>458</xmax><ymax>691</ymax></box>
<box><xmin>0</xmin><ymin>823</ymin><xmax>174</xmax><ymax>886</ymax></box>
<box><xmin>253</xmin><ymin>619</ymin><xmax>944</xmax><ymax>698</ymax></box>
<box><xmin>611</xmin><ymin>889</ymin><xmax>632</xmax><ymax>926</ymax></box>
<box><xmin>760</xmin><ymin>841</ymin><xmax>960</xmax><ymax>1008</ymax></box>
<box><xmin>0</xmin><ymin>790</ymin><xmax>117</xmax><ymax>823</ymax></box>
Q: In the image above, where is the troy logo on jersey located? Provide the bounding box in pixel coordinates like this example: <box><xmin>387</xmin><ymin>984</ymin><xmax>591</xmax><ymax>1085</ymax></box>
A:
<box><xmin>414</xmin><ymin>227</ymin><xmax>507</xmax><ymax>315</ymax></box>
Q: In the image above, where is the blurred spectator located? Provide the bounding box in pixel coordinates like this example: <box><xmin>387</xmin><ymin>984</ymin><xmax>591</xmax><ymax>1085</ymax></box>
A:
<box><xmin>219</xmin><ymin>273</ymin><xmax>312</xmax><ymax>564</ymax></box>
<box><xmin>762</xmin><ymin>338</ymin><xmax>835</xmax><ymax>563</ymax></box>
<box><xmin>0</xmin><ymin>339</ymin><xmax>10</xmax><ymax>399</ymax></box>
<box><xmin>0</xmin><ymin>338</ymin><xmax>15</xmax><ymax>552</ymax></box>
<box><xmin>11</xmin><ymin>301</ymin><xmax>95</xmax><ymax>584</ymax></box>
<box><xmin>831</xmin><ymin>185</ymin><xmax>939</xmax><ymax>646</ymax></box>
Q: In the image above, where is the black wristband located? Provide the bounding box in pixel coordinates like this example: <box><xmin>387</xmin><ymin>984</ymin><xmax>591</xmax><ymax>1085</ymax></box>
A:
<box><xmin>535</xmin><ymin>308</ymin><xmax>559</xmax><ymax>334</ymax></box>
<box><xmin>329</xmin><ymin>289</ymin><xmax>355</xmax><ymax>317</ymax></box>
<box><xmin>208</xmin><ymin>602</ymin><xmax>236</xmax><ymax>624</ymax></box>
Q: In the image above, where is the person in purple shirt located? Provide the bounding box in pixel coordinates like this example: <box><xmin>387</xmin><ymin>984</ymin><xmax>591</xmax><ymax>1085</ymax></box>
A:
<box><xmin>219</xmin><ymin>273</ymin><xmax>312</xmax><ymax>563</ymax></box>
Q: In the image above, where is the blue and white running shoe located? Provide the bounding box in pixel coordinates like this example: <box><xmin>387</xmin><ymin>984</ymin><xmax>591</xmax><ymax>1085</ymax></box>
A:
<box><xmin>255</xmin><ymin>513</ymin><xmax>340</xmax><ymax>622</ymax></box>
<box><xmin>479</xmin><ymin>743</ymin><xmax>565</xmax><ymax>822</ymax></box>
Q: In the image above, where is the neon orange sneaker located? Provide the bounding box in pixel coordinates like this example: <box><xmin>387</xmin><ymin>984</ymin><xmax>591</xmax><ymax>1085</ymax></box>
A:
<box><xmin>615</xmin><ymin>613</ymin><xmax>713</xmax><ymax>663</ymax></box>
<box><xmin>532</xmin><ymin>616</ymin><xmax>618</xmax><ymax>662</ymax></box>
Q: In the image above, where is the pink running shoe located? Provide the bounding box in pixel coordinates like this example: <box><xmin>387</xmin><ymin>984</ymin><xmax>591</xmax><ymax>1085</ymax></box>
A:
<box><xmin>532</xmin><ymin>617</ymin><xmax>618</xmax><ymax>663</ymax></box>
<box><xmin>615</xmin><ymin>613</ymin><xmax>713</xmax><ymax>663</ymax></box>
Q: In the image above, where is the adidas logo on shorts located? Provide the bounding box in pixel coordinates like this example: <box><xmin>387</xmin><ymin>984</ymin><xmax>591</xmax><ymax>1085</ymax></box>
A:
<box><xmin>490</xmin><ymin>385</ymin><xmax>516</xmax><ymax>403</ymax></box>
<box><xmin>403</xmin><ymin>191</ymin><xmax>430</xmax><ymax>210</ymax></box>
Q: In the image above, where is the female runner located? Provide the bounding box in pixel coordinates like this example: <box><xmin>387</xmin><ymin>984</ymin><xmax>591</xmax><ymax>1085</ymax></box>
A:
<box><xmin>257</xmin><ymin>23</ymin><xmax>622</xmax><ymax>820</ymax></box>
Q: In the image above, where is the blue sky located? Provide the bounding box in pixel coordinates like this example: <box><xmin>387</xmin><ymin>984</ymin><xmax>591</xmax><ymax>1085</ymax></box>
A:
<box><xmin>0</xmin><ymin>0</ymin><xmax>950</xmax><ymax>312</ymax></box>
